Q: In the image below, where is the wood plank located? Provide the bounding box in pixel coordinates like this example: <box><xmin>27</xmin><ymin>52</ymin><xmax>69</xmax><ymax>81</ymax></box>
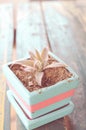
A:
<box><xmin>16</xmin><ymin>2</ymin><xmax>48</xmax><ymax>59</ymax></box>
<box><xmin>16</xmin><ymin>2</ymin><xmax>49</xmax><ymax>130</ymax></box>
<box><xmin>42</xmin><ymin>1</ymin><xmax>86</xmax><ymax>130</ymax></box>
<box><xmin>42</xmin><ymin>2</ymin><xmax>73</xmax><ymax>130</ymax></box>
<box><xmin>16</xmin><ymin>1</ymin><xmax>68</xmax><ymax>130</ymax></box>
<box><xmin>10</xmin><ymin>44</ymin><xmax>17</xmax><ymax>130</ymax></box>
<box><xmin>0</xmin><ymin>4</ymin><xmax>13</xmax><ymax>62</ymax></box>
<box><xmin>0</xmin><ymin>68</ymin><xmax>6</xmax><ymax>130</ymax></box>
<box><xmin>64</xmin><ymin>1</ymin><xmax>86</xmax><ymax>32</ymax></box>
<box><xmin>42</xmin><ymin>1</ymin><xmax>76</xmax><ymax>63</ymax></box>
<box><xmin>0</xmin><ymin>4</ymin><xmax>13</xmax><ymax>130</ymax></box>
<box><xmin>10</xmin><ymin>106</ymin><xmax>17</xmax><ymax>130</ymax></box>
<box><xmin>9</xmin><ymin>1</ymin><xmax>86</xmax><ymax>130</ymax></box>
<box><xmin>61</xmin><ymin>3</ymin><xmax>86</xmax><ymax>124</ymax></box>
<box><xmin>4</xmin><ymin>87</ymin><xmax>10</xmax><ymax>130</ymax></box>
<box><xmin>16</xmin><ymin>2</ymin><xmax>69</xmax><ymax>130</ymax></box>
<box><xmin>65</xmin><ymin>4</ymin><xmax>86</xmax><ymax>130</ymax></box>
<box><xmin>16</xmin><ymin>3</ymin><xmax>29</xmax><ymax>59</ymax></box>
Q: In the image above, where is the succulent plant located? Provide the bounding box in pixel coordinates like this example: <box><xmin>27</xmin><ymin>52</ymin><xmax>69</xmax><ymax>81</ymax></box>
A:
<box><xmin>11</xmin><ymin>48</ymin><xmax>66</xmax><ymax>87</ymax></box>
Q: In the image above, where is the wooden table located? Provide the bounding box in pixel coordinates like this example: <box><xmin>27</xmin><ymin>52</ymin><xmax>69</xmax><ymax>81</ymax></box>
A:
<box><xmin>0</xmin><ymin>1</ymin><xmax>86</xmax><ymax>130</ymax></box>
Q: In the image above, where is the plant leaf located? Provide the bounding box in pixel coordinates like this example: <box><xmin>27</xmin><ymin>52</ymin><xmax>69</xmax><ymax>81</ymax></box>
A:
<box><xmin>17</xmin><ymin>60</ymin><xmax>34</xmax><ymax>67</ymax></box>
<box><xmin>35</xmin><ymin>72</ymin><xmax>44</xmax><ymax>86</ymax></box>
<box><xmin>35</xmin><ymin>49</ymin><xmax>42</xmax><ymax>62</ymax></box>
<box><xmin>23</xmin><ymin>66</ymin><xmax>36</xmax><ymax>72</ymax></box>
<box><xmin>29</xmin><ymin>51</ymin><xmax>36</xmax><ymax>60</ymax></box>
<box><xmin>41</xmin><ymin>48</ymin><xmax>48</xmax><ymax>62</ymax></box>
<box><xmin>44</xmin><ymin>62</ymin><xmax>66</xmax><ymax>70</ymax></box>
<box><xmin>34</xmin><ymin>60</ymin><xmax>42</xmax><ymax>71</ymax></box>
<box><xmin>12</xmin><ymin>61</ymin><xmax>35</xmax><ymax>71</ymax></box>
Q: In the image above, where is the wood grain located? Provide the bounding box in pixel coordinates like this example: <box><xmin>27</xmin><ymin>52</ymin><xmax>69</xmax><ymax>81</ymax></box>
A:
<box><xmin>16</xmin><ymin>2</ymin><xmax>49</xmax><ymax>130</ymax></box>
<box><xmin>0</xmin><ymin>4</ymin><xmax>13</xmax><ymax>130</ymax></box>
<box><xmin>42</xmin><ymin>1</ymin><xmax>86</xmax><ymax>130</ymax></box>
<box><xmin>16</xmin><ymin>2</ymin><xmax>48</xmax><ymax>59</ymax></box>
<box><xmin>1</xmin><ymin>1</ymin><xmax>86</xmax><ymax>130</ymax></box>
<box><xmin>10</xmin><ymin>44</ymin><xmax>17</xmax><ymax>130</ymax></box>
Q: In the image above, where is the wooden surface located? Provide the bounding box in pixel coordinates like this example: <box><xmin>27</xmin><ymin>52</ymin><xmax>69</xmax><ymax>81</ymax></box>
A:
<box><xmin>0</xmin><ymin>4</ymin><xmax>13</xmax><ymax>130</ymax></box>
<box><xmin>0</xmin><ymin>1</ymin><xmax>86</xmax><ymax>130</ymax></box>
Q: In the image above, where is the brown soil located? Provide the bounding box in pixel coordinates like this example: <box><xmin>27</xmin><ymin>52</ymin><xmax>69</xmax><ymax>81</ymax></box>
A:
<box><xmin>10</xmin><ymin>57</ymin><xmax>72</xmax><ymax>92</ymax></box>
<box><xmin>42</xmin><ymin>67</ymin><xmax>72</xmax><ymax>87</ymax></box>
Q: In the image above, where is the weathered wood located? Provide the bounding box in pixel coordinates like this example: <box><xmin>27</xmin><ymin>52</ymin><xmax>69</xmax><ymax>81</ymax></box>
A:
<box><xmin>10</xmin><ymin>45</ymin><xmax>17</xmax><ymax>130</ymax></box>
<box><xmin>0</xmin><ymin>4</ymin><xmax>13</xmax><ymax>62</ymax></box>
<box><xmin>59</xmin><ymin>2</ymin><xmax>86</xmax><ymax>130</ymax></box>
<box><xmin>16</xmin><ymin>3</ymin><xmax>30</xmax><ymax>59</ymax></box>
<box><xmin>42</xmin><ymin>1</ymin><xmax>86</xmax><ymax>130</ymax></box>
<box><xmin>1</xmin><ymin>1</ymin><xmax>86</xmax><ymax>130</ymax></box>
<box><xmin>16</xmin><ymin>2</ymin><xmax>48</xmax><ymax>59</ymax></box>
<box><xmin>42</xmin><ymin>2</ymin><xmax>73</xmax><ymax>130</ymax></box>
<box><xmin>16</xmin><ymin>2</ymin><xmax>68</xmax><ymax>130</ymax></box>
<box><xmin>16</xmin><ymin>2</ymin><xmax>48</xmax><ymax>130</ymax></box>
<box><xmin>0</xmin><ymin>4</ymin><xmax>13</xmax><ymax>130</ymax></box>
<box><xmin>65</xmin><ymin>4</ymin><xmax>86</xmax><ymax>130</ymax></box>
<box><xmin>42</xmin><ymin>2</ymin><xmax>76</xmax><ymax>65</ymax></box>
<box><xmin>4</xmin><ymin>87</ymin><xmax>10</xmax><ymax>130</ymax></box>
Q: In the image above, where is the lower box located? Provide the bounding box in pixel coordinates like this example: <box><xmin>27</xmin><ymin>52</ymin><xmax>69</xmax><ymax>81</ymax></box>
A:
<box><xmin>7</xmin><ymin>90</ymin><xmax>74</xmax><ymax>130</ymax></box>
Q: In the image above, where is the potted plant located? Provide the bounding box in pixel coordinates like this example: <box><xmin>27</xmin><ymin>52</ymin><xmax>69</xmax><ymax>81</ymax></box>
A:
<box><xmin>3</xmin><ymin>48</ymin><xmax>79</xmax><ymax>119</ymax></box>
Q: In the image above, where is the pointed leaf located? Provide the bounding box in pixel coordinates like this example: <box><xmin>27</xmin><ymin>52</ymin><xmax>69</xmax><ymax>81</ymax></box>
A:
<box><xmin>23</xmin><ymin>66</ymin><xmax>36</xmax><ymax>72</ymax></box>
<box><xmin>35</xmin><ymin>72</ymin><xmax>44</xmax><ymax>86</ymax></box>
<box><xmin>29</xmin><ymin>51</ymin><xmax>36</xmax><ymax>60</ymax></box>
<box><xmin>34</xmin><ymin>60</ymin><xmax>43</xmax><ymax>71</ymax></box>
<box><xmin>12</xmin><ymin>61</ymin><xmax>35</xmax><ymax>71</ymax></box>
<box><xmin>35</xmin><ymin>49</ymin><xmax>42</xmax><ymax>61</ymax></box>
<box><xmin>17</xmin><ymin>60</ymin><xmax>34</xmax><ymax>67</ymax></box>
<box><xmin>41</xmin><ymin>48</ymin><xmax>48</xmax><ymax>62</ymax></box>
<box><xmin>44</xmin><ymin>62</ymin><xmax>66</xmax><ymax>70</ymax></box>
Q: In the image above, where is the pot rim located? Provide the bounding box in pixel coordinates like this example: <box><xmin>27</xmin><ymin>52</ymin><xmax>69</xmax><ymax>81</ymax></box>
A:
<box><xmin>3</xmin><ymin>51</ymin><xmax>79</xmax><ymax>96</ymax></box>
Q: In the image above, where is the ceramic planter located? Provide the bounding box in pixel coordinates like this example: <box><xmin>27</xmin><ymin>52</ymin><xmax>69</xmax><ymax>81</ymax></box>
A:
<box><xmin>3</xmin><ymin>52</ymin><xmax>79</xmax><ymax>119</ymax></box>
<box><xmin>7</xmin><ymin>90</ymin><xmax>74</xmax><ymax>130</ymax></box>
